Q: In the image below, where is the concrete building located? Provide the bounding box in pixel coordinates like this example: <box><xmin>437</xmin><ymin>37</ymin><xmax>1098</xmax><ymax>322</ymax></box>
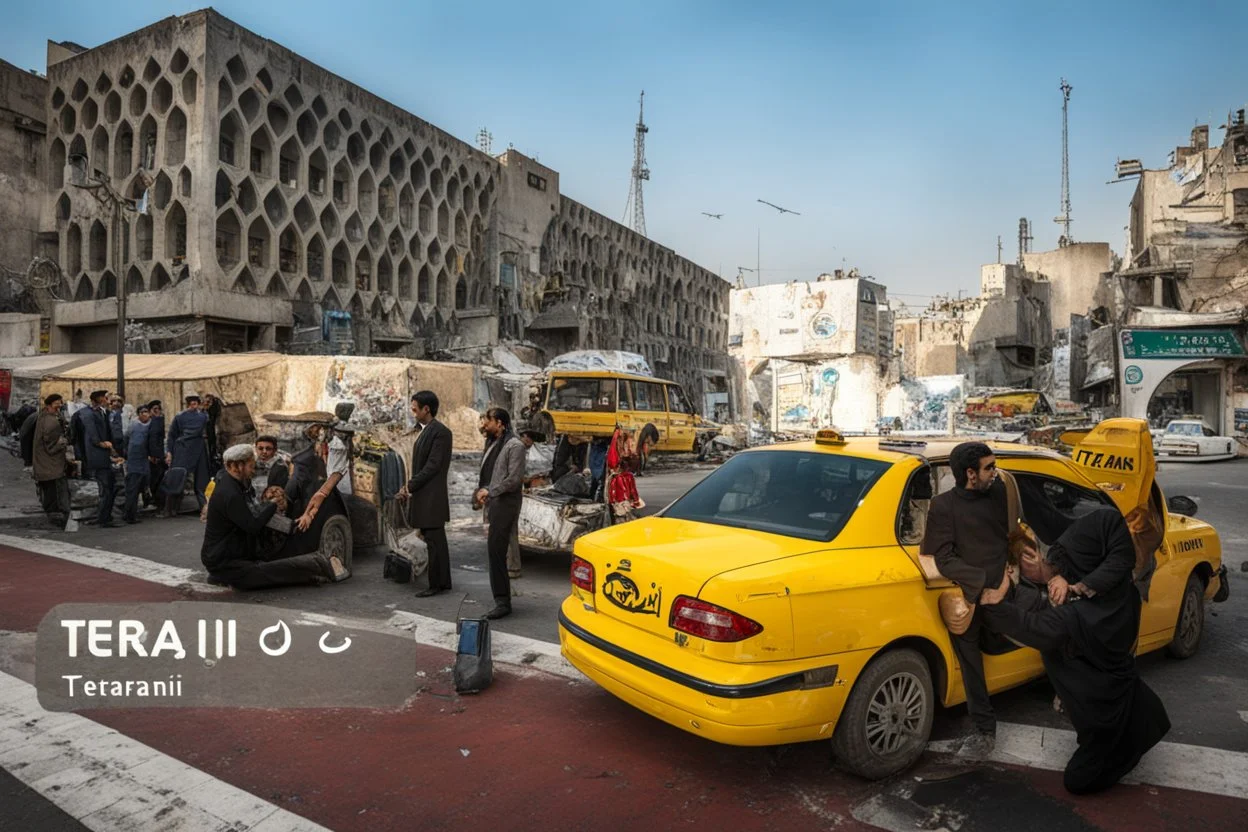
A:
<box><xmin>24</xmin><ymin>10</ymin><xmax>729</xmax><ymax>411</ymax></box>
<box><xmin>1083</xmin><ymin>116</ymin><xmax>1248</xmax><ymax>440</ymax></box>
<box><xmin>893</xmin><ymin>263</ymin><xmax>1052</xmax><ymax>388</ymax></box>
<box><xmin>0</xmin><ymin>59</ymin><xmax>50</xmax><ymax>289</ymax></box>
<box><xmin>728</xmin><ymin>271</ymin><xmax>894</xmax><ymax>433</ymax></box>
<box><xmin>1021</xmin><ymin>242</ymin><xmax>1115</xmax><ymax>337</ymax></box>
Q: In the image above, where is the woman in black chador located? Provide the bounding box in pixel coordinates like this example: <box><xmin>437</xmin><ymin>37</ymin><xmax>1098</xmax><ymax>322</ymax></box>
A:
<box><xmin>981</xmin><ymin>509</ymin><xmax>1170</xmax><ymax>795</ymax></box>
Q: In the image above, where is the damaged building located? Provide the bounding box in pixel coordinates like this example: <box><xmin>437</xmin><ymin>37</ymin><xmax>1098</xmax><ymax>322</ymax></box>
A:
<box><xmin>14</xmin><ymin>10</ymin><xmax>730</xmax><ymax>415</ymax></box>
<box><xmin>1085</xmin><ymin>118</ymin><xmax>1248</xmax><ymax>439</ymax></box>
<box><xmin>729</xmin><ymin>270</ymin><xmax>894</xmax><ymax>433</ymax></box>
<box><xmin>893</xmin><ymin>262</ymin><xmax>1052</xmax><ymax>389</ymax></box>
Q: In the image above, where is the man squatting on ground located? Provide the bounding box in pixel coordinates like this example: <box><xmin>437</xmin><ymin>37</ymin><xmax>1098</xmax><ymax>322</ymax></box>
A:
<box><xmin>200</xmin><ymin>444</ymin><xmax>349</xmax><ymax>589</ymax></box>
<box><xmin>921</xmin><ymin>441</ymin><xmax>1010</xmax><ymax>759</ymax></box>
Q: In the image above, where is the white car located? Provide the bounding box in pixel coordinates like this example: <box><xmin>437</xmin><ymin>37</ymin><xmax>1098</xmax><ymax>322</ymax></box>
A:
<box><xmin>1157</xmin><ymin>419</ymin><xmax>1237</xmax><ymax>461</ymax></box>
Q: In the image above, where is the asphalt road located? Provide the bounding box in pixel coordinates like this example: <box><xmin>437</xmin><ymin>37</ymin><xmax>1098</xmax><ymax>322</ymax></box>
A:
<box><xmin>2</xmin><ymin>453</ymin><xmax>1245</xmax><ymax>752</ymax></box>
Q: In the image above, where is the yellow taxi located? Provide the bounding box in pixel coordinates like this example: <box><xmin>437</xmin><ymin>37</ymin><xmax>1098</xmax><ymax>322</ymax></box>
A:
<box><xmin>558</xmin><ymin>418</ymin><xmax>1229</xmax><ymax>779</ymax></box>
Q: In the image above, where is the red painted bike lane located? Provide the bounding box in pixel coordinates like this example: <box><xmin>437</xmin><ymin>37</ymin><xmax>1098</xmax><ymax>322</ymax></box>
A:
<box><xmin>2</xmin><ymin>543</ymin><xmax>1245</xmax><ymax>832</ymax></box>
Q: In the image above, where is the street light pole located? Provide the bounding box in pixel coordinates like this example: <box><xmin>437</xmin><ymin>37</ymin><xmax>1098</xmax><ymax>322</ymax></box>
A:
<box><xmin>72</xmin><ymin>157</ymin><xmax>134</xmax><ymax>399</ymax></box>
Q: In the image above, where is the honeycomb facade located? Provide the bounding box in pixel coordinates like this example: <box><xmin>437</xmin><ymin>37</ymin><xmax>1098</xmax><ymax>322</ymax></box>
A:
<box><xmin>40</xmin><ymin>10</ymin><xmax>730</xmax><ymax>406</ymax></box>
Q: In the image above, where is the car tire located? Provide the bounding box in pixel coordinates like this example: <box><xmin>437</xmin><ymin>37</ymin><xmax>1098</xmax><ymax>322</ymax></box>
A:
<box><xmin>319</xmin><ymin>514</ymin><xmax>354</xmax><ymax>571</ymax></box>
<box><xmin>1166</xmin><ymin>573</ymin><xmax>1204</xmax><ymax>659</ymax></box>
<box><xmin>830</xmin><ymin>648</ymin><xmax>934</xmax><ymax>780</ymax></box>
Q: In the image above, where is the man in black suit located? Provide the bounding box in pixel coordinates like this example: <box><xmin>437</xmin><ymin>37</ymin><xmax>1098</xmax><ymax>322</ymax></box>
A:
<box><xmin>399</xmin><ymin>390</ymin><xmax>454</xmax><ymax>597</ymax></box>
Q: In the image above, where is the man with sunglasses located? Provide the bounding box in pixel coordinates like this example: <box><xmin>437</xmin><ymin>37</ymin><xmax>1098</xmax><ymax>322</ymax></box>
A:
<box><xmin>921</xmin><ymin>441</ymin><xmax>1010</xmax><ymax>760</ymax></box>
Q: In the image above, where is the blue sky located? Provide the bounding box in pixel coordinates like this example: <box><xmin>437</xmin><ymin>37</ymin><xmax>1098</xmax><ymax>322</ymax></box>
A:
<box><xmin>4</xmin><ymin>1</ymin><xmax>1246</xmax><ymax>303</ymax></box>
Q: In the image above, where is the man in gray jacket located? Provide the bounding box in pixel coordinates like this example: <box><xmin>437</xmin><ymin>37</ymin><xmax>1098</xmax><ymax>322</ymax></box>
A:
<box><xmin>474</xmin><ymin>407</ymin><xmax>526</xmax><ymax>619</ymax></box>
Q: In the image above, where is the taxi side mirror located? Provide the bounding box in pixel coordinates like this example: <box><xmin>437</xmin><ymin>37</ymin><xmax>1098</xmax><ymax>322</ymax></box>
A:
<box><xmin>1166</xmin><ymin>495</ymin><xmax>1197</xmax><ymax>517</ymax></box>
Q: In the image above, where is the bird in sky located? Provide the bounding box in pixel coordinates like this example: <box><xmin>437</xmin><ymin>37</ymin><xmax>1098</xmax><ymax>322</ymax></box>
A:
<box><xmin>757</xmin><ymin>199</ymin><xmax>800</xmax><ymax>215</ymax></box>
<box><xmin>702</xmin><ymin>212</ymin><xmax>724</xmax><ymax>219</ymax></box>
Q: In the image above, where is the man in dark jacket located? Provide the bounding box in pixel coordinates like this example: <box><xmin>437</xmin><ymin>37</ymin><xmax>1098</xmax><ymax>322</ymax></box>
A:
<box><xmin>32</xmin><ymin>394</ymin><xmax>70</xmax><ymax>523</ymax></box>
<box><xmin>474</xmin><ymin>407</ymin><xmax>526</xmax><ymax>619</ymax></box>
<box><xmin>982</xmin><ymin>510</ymin><xmax>1169</xmax><ymax>794</ymax></box>
<box><xmin>81</xmin><ymin>390</ymin><xmax>122</xmax><ymax>528</ymax></box>
<box><xmin>399</xmin><ymin>391</ymin><xmax>453</xmax><ymax>597</ymax></box>
<box><xmin>18</xmin><ymin>407</ymin><xmax>38</xmax><ymax>467</ymax></box>
<box><xmin>201</xmin><ymin>444</ymin><xmax>347</xmax><ymax>589</ymax></box>
<box><xmin>122</xmin><ymin>405</ymin><xmax>152</xmax><ymax>524</ymax></box>
<box><xmin>145</xmin><ymin>401</ymin><xmax>167</xmax><ymax>505</ymax></box>
<box><xmin>920</xmin><ymin>441</ymin><xmax>1010</xmax><ymax>759</ymax></box>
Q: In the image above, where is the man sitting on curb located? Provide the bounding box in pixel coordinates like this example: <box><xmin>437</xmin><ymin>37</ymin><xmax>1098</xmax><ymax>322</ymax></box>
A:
<box><xmin>201</xmin><ymin>444</ymin><xmax>349</xmax><ymax>590</ymax></box>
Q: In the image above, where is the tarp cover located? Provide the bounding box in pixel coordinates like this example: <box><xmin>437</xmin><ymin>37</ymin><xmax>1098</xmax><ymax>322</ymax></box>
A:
<box><xmin>545</xmin><ymin>350</ymin><xmax>653</xmax><ymax>377</ymax></box>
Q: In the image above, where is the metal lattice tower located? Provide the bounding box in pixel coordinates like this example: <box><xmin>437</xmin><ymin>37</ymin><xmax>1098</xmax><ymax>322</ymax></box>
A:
<box><xmin>623</xmin><ymin>91</ymin><xmax>650</xmax><ymax>236</ymax></box>
<box><xmin>1055</xmin><ymin>78</ymin><xmax>1073</xmax><ymax>245</ymax></box>
<box><xmin>1018</xmin><ymin>217</ymin><xmax>1033</xmax><ymax>262</ymax></box>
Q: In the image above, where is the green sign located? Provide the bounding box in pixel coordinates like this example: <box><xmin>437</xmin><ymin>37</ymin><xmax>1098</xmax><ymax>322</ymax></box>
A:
<box><xmin>1120</xmin><ymin>329</ymin><xmax>1244</xmax><ymax>359</ymax></box>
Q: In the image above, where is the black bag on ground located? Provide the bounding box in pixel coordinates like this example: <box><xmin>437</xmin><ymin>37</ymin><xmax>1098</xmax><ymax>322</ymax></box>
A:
<box><xmin>453</xmin><ymin>617</ymin><xmax>494</xmax><ymax>694</ymax></box>
<box><xmin>383</xmin><ymin>552</ymin><xmax>413</xmax><ymax>583</ymax></box>
<box><xmin>553</xmin><ymin>471</ymin><xmax>590</xmax><ymax>497</ymax></box>
<box><xmin>160</xmin><ymin>466</ymin><xmax>187</xmax><ymax>496</ymax></box>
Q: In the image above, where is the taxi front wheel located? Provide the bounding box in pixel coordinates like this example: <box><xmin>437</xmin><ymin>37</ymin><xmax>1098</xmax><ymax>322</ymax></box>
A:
<box><xmin>830</xmin><ymin>648</ymin><xmax>934</xmax><ymax>780</ymax></box>
<box><xmin>1165</xmin><ymin>573</ymin><xmax>1204</xmax><ymax>660</ymax></box>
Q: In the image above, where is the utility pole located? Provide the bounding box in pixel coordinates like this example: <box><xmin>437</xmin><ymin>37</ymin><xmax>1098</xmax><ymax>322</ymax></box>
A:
<box><xmin>1018</xmin><ymin>217</ymin><xmax>1033</xmax><ymax>264</ymax></box>
<box><xmin>996</xmin><ymin>236</ymin><xmax>1002</xmax><ymax>264</ymax></box>
<box><xmin>622</xmin><ymin>91</ymin><xmax>650</xmax><ymax>236</ymax></box>
<box><xmin>70</xmin><ymin>155</ymin><xmax>134</xmax><ymax>398</ymax></box>
<box><xmin>1055</xmin><ymin>78</ymin><xmax>1073</xmax><ymax>246</ymax></box>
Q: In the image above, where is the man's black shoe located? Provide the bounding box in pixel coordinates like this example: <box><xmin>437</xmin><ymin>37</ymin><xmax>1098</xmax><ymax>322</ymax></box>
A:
<box><xmin>98</xmin><ymin>521</ymin><xmax>121</xmax><ymax>528</ymax></box>
<box><xmin>415</xmin><ymin>588</ymin><xmax>446</xmax><ymax>598</ymax></box>
<box><xmin>124</xmin><ymin>518</ymin><xmax>141</xmax><ymax>525</ymax></box>
<box><xmin>484</xmin><ymin>605</ymin><xmax>512</xmax><ymax>620</ymax></box>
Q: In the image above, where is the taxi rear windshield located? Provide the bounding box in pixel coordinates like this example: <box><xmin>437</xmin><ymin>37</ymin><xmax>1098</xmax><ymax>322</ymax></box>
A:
<box><xmin>662</xmin><ymin>450</ymin><xmax>890</xmax><ymax>542</ymax></box>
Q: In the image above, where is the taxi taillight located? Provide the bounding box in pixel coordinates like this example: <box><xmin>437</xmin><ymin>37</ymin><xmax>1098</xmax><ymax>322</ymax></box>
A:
<box><xmin>669</xmin><ymin>596</ymin><xmax>763</xmax><ymax>642</ymax></box>
<box><xmin>571</xmin><ymin>557</ymin><xmax>595</xmax><ymax>593</ymax></box>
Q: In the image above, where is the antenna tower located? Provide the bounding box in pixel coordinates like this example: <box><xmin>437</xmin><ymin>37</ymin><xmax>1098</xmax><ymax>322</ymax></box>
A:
<box><xmin>1018</xmin><ymin>217</ymin><xmax>1033</xmax><ymax>262</ymax></box>
<box><xmin>476</xmin><ymin>127</ymin><xmax>493</xmax><ymax>155</ymax></box>
<box><xmin>1055</xmin><ymin>78</ymin><xmax>1073</xmax><ymax>245</ymax></box>
<box><xmin>622</xmin><ymin>91</ymin><xmax>650</xmax><ymax>237</ymax></box>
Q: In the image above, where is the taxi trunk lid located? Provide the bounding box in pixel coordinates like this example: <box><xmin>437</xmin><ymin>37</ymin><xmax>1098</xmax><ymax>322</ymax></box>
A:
<box><xmin>573</xmin><ymin>516</ymin><xmax>806</xmax><ymax>646</ymax></box>
<box><xmin>1066</xmin><ymin>417</ymin><xmax>1156</xmax><ymax>516</ymax></box>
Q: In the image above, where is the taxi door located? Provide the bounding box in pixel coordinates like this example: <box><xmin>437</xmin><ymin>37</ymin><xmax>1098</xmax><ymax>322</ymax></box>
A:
<box><xmin>629</xmin><ymin>380</ymin><xmax>670</xmax><ymax>449</ymax></box>
<box><xmin>1063</xmin><ymin>418</ymin><xmax>1179</xmax><ymax>642</ymax></box>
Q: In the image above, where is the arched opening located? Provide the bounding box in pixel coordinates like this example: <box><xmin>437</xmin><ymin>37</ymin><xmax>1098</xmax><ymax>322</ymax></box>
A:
<box><xmin>88</xmin><ymin>220</ymin><xmax>107</xmax><ymax>270</ymax></box>
<box><xmin>306</xmin><ymin>234</ymin><xmax>325</xmax><ymax>281</ymax></box>
<box><xmin>378</xmin><ymin>178</ymin><xmax>395</xmax><ymax>223</ymax></box>
<box><xmin>66</xmin><ymin>223</ymin><xmax>82</xmax><ymax>276</ymax></box>
<box><xmin>165</xmin><ymin>106</ymin><xmax>186</xmax><ymax>166</ymax></box>
<box><xmin>215</xmin><ymin>210</ymin><xmax>241</xmax><ymax>268</ymax></box>
<box><xmin>455</xmin><ymin>277</ymin><xmax>467</xmax><ymax>310</ymax></box>
<box><xmin>219</xmin><ymin>111</ymin><xmax>242</xmax><ymax>166</ymax></box>
<box><xmin>55</xmin><ymin>192</ymin><xmax>71</xmax><ymax>222</ymax></box>
<box><xmin>418</xmin><ymin>191</ymin><xmax>433</xmax><ymax>235</ymax></box>
<box><xmin>49</xmin><ymin>138</ymin><xmax>66</xmax><ymax>189</ymax></box>
<box><xmin>399</xmin><ymin>184</ymin><xmax>415</xmax><ymax>230</ymax></box>
<box><xmin>74</xmin><ymin>276</ymin><xmax>93</xmax><ymax>302</ymax></box>
<box><xmin>398</xmin><ymin>259</ymin><xmax>413</xmax><ymax>299</ymax></box>
<box><xmin>377</xmin><ymin>254</ymin><xmax>393</xmax><ymax>294</ymax></box>
<box><xmin>125</xmin><ymin>266</ymin><xmax>145</xmax><ymax>295</ymax></box>
<box><xmin>331</xmin><ymin>242</ymin><xmax>349</xmax><ymax>286</ymax></box>
<box><xmin>181</xmin><ymin>69</ymin><xmax>198</xmax><ymax>106</ymax></box>
<box><xmin>265</xmin><ymin>274</ymin><xmax>286</xmax><ymax>297</ymax></box>
<box><xmin>354</xmin><ymin>248</ymin><xmax>371</xmax><ymax>291</ymax></box>
<box><xmin>279</xmin><ymin>225</ymin><xmax>299</xmax><ymax>274</ymax></box>
<box><xmin>90</xmin><ymin>127</ymin><xmax>109</xmax><ymax>179</ymax></box>
<box><xmin>97</xmin><ymin>271</ymin><xmax>117</xmax><ymax>299</ymax></box>
<box><xmin>437</xmin><ymin>267</ymin><xmax>451</xmax><ymax>308</ymax></box>
<box><xmin>136</xmin><ymin>213</ymin><xmax>153</xmax><ymax>261</ymax></box>
<box><xmin>279</xmin><ymin>137</ymin><xmax>300</xmax><ymax>188</ymax></box>
<box><xmin>358</xmin><ymin>170</ymin><xmax>375</xmax><ymax>218</ymax></box>
<box><xmin>139</xmin><ymin>115</ymin><xmax>157</xmax><ymax>170</ymax></box>
<box><xmin>247</xmin><ymin>217</ymin><xmax>271</xmax><ymax>269</ymax></box>
<box><xmin>232</xmin><ymin>266</ymin><xmax>257</xmax><ymax>293</ymax></box>
<box><xmin>165</xmin><ymin>201</ymin><xmax>187</xmax><ymax>259</ymax></box>
<box><xmin>249</xmin><ymin>127</ymin><xmax>273</xmax><ymax>178</ymax></box>
<box><xmin>418</xmin><ymin>264</ymin><xmax>431</xmax><ymax>303</ymax></box>
<box><xmin>151</xmin><ymin>263</ymin><xmax>171</xmax><ymax>291</ymax></box>
<box><xmin>437</xmin><ymin>201</ymin><xmax>449</xmax><ymax>240</ymax></box>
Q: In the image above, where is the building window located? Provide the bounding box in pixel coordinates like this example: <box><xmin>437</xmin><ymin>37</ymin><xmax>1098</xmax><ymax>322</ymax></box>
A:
<box><xmin>250</xmin><ymin>147</ymin><xmax>265</xmax><ymax>175</ymax></box>
<box><xmin>216</xmin><ymin>229</ymin><xmax>238</xmax><ymax>265</ymax></box>
<box><xmin>310</xmin><ymin>165</ymin><xmax>326</xmax><ymax>196</ymax></box>
<box><xmin>248</xmin><ymin>235</ymin><xmax>267</xmax><ymax>267</ymax></box>
<box><xmin>279</xmin><ymin>154</ymin><xmax>297</xmax><ymax>187</ymax></box>
<box><xmin>527</xmin><ymin>172</ymin><xmax>547</xmax><ymax>192</ymax></box>
<box><xmin>219</xmin><ymin>136</ymin><xmax>235</xmax><ymax>166</ymax></box>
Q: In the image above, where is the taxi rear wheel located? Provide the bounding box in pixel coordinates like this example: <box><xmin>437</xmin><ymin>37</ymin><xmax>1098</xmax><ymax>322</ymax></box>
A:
<box><xmin>1166</xmin><ymin>573</ymin><xmax>1204</xmax><ymax>659</ymax></box>
<box><xmin>830</xmin><ymin>648</ymin><xmax>933</xmax><ymax>780</ymax></box>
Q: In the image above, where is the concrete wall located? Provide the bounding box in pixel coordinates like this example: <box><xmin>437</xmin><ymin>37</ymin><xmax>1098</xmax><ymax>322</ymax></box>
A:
<box><xmin>768</xmin><ymin>353</ymin><xmax>887</xmax><ymax>434</ymax></box>
<box><xmin>729</xmin><ymin>277</ymin><xmax>888</xmax><ymax>362</ymax></box>
<box><xmin>1023</xmin><ymin>242</ymin><xmax>1113</xmax><ymax>334</ymax></box>
<box><xmin>0</xmin><ymin>60</ymin><xmax>48</xmax><ymax>275</ymax></box>
<box><xmin>0</xmin><ymin>313</ymin><xmax>42</xmax><ymax>356</ymax></box>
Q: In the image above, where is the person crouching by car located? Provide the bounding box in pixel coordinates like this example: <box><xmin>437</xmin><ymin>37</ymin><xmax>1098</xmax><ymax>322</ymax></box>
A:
<box><xmin>201</xmin><ymin>444</ymin><xmax>348</xmax><ymax>590</ymax></box>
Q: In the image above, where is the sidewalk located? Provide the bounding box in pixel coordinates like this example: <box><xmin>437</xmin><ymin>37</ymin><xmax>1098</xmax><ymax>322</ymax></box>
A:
<box><xmin>2</xmin><ymin>541</ymin><xmax>1246</xmax><ymax>832</ymax></box>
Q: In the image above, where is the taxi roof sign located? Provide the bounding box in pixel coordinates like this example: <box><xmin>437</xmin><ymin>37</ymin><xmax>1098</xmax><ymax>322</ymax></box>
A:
<box><xmin>815</xmin><ymin>429</ymin><xmax>847</xmax><ymax>446</ymax></box>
